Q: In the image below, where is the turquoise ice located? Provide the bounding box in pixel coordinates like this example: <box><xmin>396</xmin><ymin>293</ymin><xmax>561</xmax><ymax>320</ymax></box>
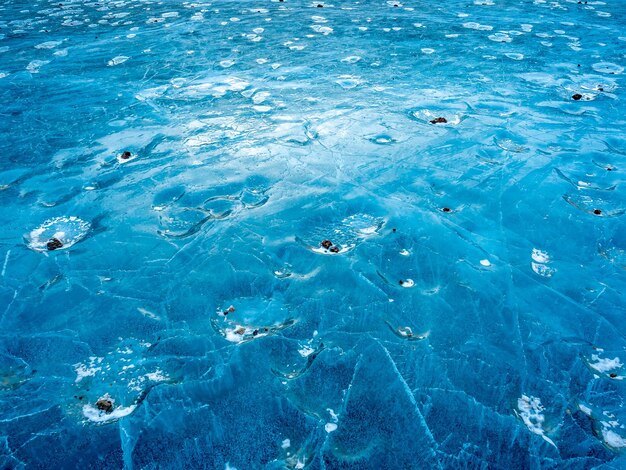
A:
<box><xmin>1</xmin><ymin>0</ymin><xmax>625</xmax><ymax>468</ymax></box>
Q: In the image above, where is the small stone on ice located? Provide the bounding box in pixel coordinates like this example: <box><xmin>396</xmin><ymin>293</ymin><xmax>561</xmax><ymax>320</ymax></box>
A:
<box><xmin>96</xmin><ymin>397</ymin><xmax>113</xmax><ymax>413</ymax></box>
<box><xmin>46</xmin><ymin>238</ymin><xmax>63</xmax><ymax>251</ymax></box>
<box><xmin>480</xmin><ymin>259</ymin><xmax>491</xmax><ymax>267</ymax></box>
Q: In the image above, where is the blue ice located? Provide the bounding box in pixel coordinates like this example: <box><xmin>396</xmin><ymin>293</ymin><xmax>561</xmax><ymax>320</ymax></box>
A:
<box><xmin>1</xmin><ymin>0</ymin><xmax>626</xmax><ymax>468</ymax></box>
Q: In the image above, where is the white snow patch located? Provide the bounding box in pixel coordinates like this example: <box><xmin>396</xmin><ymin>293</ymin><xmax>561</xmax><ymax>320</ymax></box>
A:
<box><xmin>463</xmin><ymin>22</ymin><xmax>493</xmax><ymax>31</ymax></box>
<box><xmin>83</xmin><ymin>402</ymin><xmax>137</xmax><ymax>423</ymax></box>
<box><xmin>588</xmin><ymin>354</ymin><xmax>623</xmax><ymax>373</ymax></box>
<box><xmin>145</xmin><ymin>369</ymin><xmax>167</xmax><ymax>382</ymax></box>
<box><xmin>531</xmin><ymin>249</ymin><xmax>550</xmax><ymax>263</ymax></box>
<box><xmin>516</xmin><ymin>395</ymin><xmax>556</xmax><ymax>448</ymax></box>
<box><xmin>108</xmin><ymin>56</ymin><xmax>129</xmax><ymax>66</ymax></box>
<box><xmin>74</xmin><ymin>358</ymin><xmax>103</xmax><ymax>383</ymax></box>
<box><xmin>603</xmin><ymin>429</ymin><xmax>626</xmax><ymax>449</ymax></box>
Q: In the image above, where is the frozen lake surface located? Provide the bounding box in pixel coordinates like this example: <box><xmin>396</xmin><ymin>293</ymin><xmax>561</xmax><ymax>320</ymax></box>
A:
<box><xmin>1</xmin><ymin>0</ymin><xmax>625</xmax><ymax>468</ymax></box>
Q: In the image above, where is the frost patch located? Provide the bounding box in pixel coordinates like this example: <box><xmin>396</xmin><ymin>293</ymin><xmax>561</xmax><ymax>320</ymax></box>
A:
<box><xmin>108</xmin><ymin>56</ymin><xmax>129</xmax><ymax>66</ymax></box>
<box><xmin>516</xmin><ymin>395</ymin><xmax>556</xmax><ymax>448</ymax></box>
<box><xmin>463</xmin><ymin>22</ymin><xmax>493</xmax><ymax>31</ymax></box>
<box><xmin>74</xmin><ymin>357</ymin><xmax>103</xmax><ymax>383</ymax></box>
<box><xmin>588</xmin><ymin>354</ymin><xmax>623</xmax><ymax>373</ymax></box>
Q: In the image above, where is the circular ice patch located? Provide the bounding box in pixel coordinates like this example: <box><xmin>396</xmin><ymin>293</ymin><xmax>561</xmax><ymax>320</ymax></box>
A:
<box><xmin>463</xmin><ymin>22</ymin><xmax>493</xmax><ymax>31</ymax></box>
<box><xmin>370</xmin><ymin>134</ymin><xmax>396</xmax><ymax>145</ymax></box>
<box><xmin>335</xmin><ymin>75</ymin><xmax>362</xmax><ymax>89</ymax></box>
<box><xmin>494</xmin><ymin>138</ymin><xmax>528</xmax><ymax>153</ymax></box>
<box><xmin>592</xmin><ymin>62</ymin><xmax>624</xmax><ymax>75</ymax></box>
<box><xmin>73</xmin><ymin>338</ymin><xmax>169</xmax><ymax>425</ymax></box>
<box><xmin>488</xmin><ymin>33</ymin><xmax>512</xmax><ymax>43</ymax></box>
<box><xmin>211</xmin><ymin>296</ymin><xmax>294</xmax><ymax>344</ymax></box>
<box><xmin>107</xmin><ymin>56</ymin><xmax>129</xmax><ymax>66</ymax></box>
<box><xmin>26</xmin><ymin>216</ymin><xmax>90</xmax><ymax>252</ymax></box>
<box><xmin>302</xmin><ymin>213</ymin><xmax>385</xmax><ymax>256</ymax></box>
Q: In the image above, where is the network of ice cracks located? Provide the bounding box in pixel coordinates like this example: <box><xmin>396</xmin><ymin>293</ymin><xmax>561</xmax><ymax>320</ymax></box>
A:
<box><xmin>0</xmin><ymin>0</ymin><xmax>625</xmax><ymax>468</ymax></box>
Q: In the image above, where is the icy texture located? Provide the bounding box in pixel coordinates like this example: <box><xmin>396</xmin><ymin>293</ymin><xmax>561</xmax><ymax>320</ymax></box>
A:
<box><xmin>1</xmin><ymin>0</ymin><xmax>626</xmax><ymax>468</ymax></box>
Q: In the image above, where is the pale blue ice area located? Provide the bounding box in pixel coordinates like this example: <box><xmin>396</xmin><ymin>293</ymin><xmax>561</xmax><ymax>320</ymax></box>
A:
<box><xmin>1</xmin><ymin>0</ymin><xmax>626</xmax><ymax>468</ymax></box>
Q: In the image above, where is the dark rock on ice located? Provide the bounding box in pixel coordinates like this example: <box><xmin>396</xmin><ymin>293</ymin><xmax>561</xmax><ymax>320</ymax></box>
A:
<box><xmin>46</xmin><ymin>238</ymin><xmax>63</xmax><ymax>251</ymax></box>
<box><xmin>96</xmin><ymin>398</ymin><xmax>113</xmax><ymax>413</ymax></box>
